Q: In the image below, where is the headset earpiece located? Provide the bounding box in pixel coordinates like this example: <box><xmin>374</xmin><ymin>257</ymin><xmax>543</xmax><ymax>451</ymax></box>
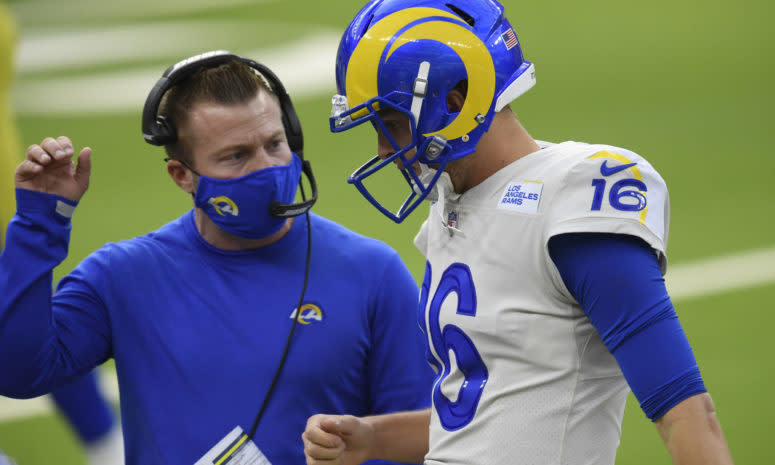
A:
<box><xmin>152</xmin><ymin>115</ymin><xmax>176</xmax><ymax>146</ymax></box>
<box><xmin>281</xmin><ymin>102</ymin><xmax>304</xmax><ymax>157</ymax></box>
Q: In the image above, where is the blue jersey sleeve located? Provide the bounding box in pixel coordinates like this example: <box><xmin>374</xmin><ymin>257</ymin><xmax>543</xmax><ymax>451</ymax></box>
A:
<box><xmin>548</xmin><ymin>232</ymin><xmax>706</xmax><ymax>421</ymax></box>
<box><xmin>0</xmin><ymin>189</ymin><xmax>111</xmax><ymax>398</ymax></box>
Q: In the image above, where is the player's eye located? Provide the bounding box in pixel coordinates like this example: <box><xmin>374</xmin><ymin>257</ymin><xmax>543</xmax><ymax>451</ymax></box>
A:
<box><xmin>377</xmin><ymin>120</ymin><xmax>398</xmax><ymax>139</ymax></box>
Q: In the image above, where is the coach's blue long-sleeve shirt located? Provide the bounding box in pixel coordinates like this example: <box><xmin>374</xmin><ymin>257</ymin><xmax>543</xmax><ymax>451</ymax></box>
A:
<box><xmin>0</xmin><ymin>188</ymin><xmax>433</xmax><ymax>464</ymax></box>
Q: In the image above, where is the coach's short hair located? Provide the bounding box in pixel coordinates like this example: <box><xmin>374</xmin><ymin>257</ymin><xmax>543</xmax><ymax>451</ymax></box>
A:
<box><xmin>158</xmin><ymin>59</ymin><xmax>277</xmax><ymax>167</ymax></box>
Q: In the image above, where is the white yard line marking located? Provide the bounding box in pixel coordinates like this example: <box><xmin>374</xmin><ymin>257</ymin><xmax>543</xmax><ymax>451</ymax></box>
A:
<box><xmin>0</xmin><ymin>245</ymin><xmax>773</xmax><ymax>423</ymax></box>
<box><xmin>13</xmin><ymin>32</ymin><xmax>340</xmax><ymax>115</ymax></box>
<box><xmin>11</xmin><ymin>0</ymin><xmax>268</xmax><ymax>26</ymax></box>
<box><xmin>666</xmin><ymin>245</ymin><xmax>775</xmax><ymax>301</ymax></box>
<box><xmin>16</xmin><ymin>20</ymin><xmax>331</xmax><ymax>73</ymax></box>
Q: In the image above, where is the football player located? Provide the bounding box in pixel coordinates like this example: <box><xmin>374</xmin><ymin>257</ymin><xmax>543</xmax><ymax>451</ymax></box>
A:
<box><xmin>302</xmin><ymin>1</ymin><xmax>734</xmax><ymax>464</ymax></box>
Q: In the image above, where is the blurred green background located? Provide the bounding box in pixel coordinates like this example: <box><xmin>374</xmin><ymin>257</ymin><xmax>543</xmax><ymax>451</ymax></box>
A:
<box><xmin>1</xmin><ymin>0</ymin><xmax>773</xmax><ymax>463</ymax></box>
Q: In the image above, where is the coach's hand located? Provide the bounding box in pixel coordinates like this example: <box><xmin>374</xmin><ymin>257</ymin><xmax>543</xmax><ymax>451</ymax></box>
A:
<box><xmin>16</xmin><ymin>136</ymin><xmax>92</xmax><ymax>202</ymax></box>
<box><xmin>303</xmin><ymin>414</ymin><xmax>373</xmax><ymax>465</ymax></box>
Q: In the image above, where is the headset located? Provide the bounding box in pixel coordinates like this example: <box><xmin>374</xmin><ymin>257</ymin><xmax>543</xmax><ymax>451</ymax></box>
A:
<box><xmin>142</xmin><ymin>51</ymin><xmax>316</xmax><ymax>439</ymax></box>
<box><xmin>141</xmin><ymin>50</ymin><xmax>317</xmax><ymax>217</ymax></box>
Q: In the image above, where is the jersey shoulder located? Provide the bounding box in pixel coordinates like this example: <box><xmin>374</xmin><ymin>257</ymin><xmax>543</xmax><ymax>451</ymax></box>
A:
<box><xmin>544</xmin><ymin>142</ymin><xmax>670</xmax><ymax>265</ymax></box>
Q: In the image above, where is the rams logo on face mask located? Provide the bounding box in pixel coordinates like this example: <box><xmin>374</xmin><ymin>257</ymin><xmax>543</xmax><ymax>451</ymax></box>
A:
<box><xmin>345</xmin><ymin>7</ymin><xmax>496</xmax><ymax>142</ymax></box>
<box><xmin>208</xmin><ymin>196</ymin><xmax>239</xmax><ymax>216</ymax></box>
<box><xmin>289</xmin><ymin>304</ymin><xmax>324</xmax><ymax>325</ymax></box>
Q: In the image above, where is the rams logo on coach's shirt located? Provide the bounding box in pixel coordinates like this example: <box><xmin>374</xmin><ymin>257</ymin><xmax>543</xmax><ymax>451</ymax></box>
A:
<box><xmin>289</xmin><ymin>304</ymin><xmax>324</xmax><ymax>325</ymax></box>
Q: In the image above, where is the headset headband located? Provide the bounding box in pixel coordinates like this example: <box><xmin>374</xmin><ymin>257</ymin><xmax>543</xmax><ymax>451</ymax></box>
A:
<box><xmin>141</xmin><ymin>50</ymin><xmax>304</xmax><ymax>156</ymax></box>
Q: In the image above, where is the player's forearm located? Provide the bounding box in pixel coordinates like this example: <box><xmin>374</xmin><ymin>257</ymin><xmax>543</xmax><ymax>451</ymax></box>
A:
<box><xmin>656</xmin><ymin>393</ymin><xmax>734</xmax><ymax>465</ymax></box>
<box><xmin>365</xmin><ymin>408</ymin><xmax>430</xmax><ymax>463</ymax></box>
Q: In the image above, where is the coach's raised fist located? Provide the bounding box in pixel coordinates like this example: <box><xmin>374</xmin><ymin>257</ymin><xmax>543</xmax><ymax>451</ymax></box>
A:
<box><xmin>15</xmin><ymin>136</ymin><xmax>92</xmax><ymax>202</ymax></box>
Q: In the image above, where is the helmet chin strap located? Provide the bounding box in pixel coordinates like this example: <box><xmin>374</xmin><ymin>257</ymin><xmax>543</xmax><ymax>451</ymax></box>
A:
<box><xmin>410</xmin><ymin>61</ymin><xmax>430</xmax><ymax>125</ymax></box>
<box><xmin>408</xmin><ymin>61</ymin><xmax>462</xmax><ymax>233</ymax></box>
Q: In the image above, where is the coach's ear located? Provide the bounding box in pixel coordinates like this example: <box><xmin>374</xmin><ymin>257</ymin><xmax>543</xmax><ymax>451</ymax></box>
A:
<box><xmin>167</xmin><ymin>159</ymin><xmax>197</xmax><ymax>195</ymax></box>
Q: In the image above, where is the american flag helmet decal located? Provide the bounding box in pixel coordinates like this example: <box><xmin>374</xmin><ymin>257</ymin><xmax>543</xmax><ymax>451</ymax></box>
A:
<box><xmin>502</xmin><ymin>28</ymin><xmax>518</xmax><ymax>50</ymax></box>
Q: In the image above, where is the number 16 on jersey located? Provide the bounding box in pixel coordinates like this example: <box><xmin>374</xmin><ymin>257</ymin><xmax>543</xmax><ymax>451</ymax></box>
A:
<box><xmin>420</xmin><ymin>262</ymin><xmax>489</xmax><ymax>431</ymax></box>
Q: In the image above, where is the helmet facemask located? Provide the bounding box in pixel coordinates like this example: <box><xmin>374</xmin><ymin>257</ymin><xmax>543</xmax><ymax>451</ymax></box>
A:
<box><xmin>331</xmin><ymin>91</ymin><xmax>454</xmax><ymax>222</ymax></box>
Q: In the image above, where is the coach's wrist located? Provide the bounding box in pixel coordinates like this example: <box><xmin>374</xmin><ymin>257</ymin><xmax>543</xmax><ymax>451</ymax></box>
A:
<box><xmin>16</xmin><ymin>187</ymin><xmax>78</xmax><ymax>222</ymax></box>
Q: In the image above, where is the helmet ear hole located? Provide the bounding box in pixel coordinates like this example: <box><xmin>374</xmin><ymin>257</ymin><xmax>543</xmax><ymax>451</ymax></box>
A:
<box><xmin>446</xmin><ymin>80</ymin><xmax>468</xmax><ymax>112</ymax></box>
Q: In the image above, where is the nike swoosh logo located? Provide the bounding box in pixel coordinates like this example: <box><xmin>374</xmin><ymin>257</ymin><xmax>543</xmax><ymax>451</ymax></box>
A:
<box><xmin>600</xmin><ymin>160</ymin><xmax>637</xmax><ymax>176</ymax></box>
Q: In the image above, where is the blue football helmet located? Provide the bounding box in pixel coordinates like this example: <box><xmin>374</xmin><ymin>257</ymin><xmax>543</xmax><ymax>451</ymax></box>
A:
<box><xmin>331</xmin><ymin>0</ymin><xmax>536</xmax><ymax>222</ymax></box>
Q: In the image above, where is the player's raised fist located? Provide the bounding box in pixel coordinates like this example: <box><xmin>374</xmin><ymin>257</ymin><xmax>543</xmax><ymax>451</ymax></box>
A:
<box><xmin>15</xmin><ymin>136</ymin><xmax>92</xmax><ymax>202</ymax></box>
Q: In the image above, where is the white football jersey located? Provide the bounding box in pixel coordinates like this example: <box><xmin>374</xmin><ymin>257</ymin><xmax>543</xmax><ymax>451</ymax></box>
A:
<box><xmin>414</xmin><ymin>141</ymin><xmax>670</xmax><ymax>465</ymax></box>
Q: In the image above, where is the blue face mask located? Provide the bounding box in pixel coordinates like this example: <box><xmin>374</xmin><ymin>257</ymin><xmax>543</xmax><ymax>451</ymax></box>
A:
<box><xmin>193</xmin><ymin>153</ymin><xmax>302</xmax><ymax>240</ymax></box>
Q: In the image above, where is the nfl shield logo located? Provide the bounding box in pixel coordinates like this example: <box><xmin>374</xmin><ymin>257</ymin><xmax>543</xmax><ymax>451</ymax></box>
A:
<box><xmin>447</xmin><ymin>211</ymin><xmax>458</xmax><ymax>228</ymax></box>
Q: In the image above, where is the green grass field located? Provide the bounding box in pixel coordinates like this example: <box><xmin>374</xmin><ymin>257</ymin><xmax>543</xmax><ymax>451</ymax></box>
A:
<box><xmin>1</xmin><ymin>0</ymin><xmax>773</xmax><ymax>463</ymax></box>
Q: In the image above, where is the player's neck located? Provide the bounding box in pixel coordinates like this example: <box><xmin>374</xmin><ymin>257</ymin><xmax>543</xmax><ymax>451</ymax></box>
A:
<box><xmin>449</xmin><ymin>109</ymin><xmax>540</xmax><ymax>193</ymax></box>
<box><xmin>194</xmin><ymin>207</ymin><xmax>294</xmax><ymax>250</ymax></box>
